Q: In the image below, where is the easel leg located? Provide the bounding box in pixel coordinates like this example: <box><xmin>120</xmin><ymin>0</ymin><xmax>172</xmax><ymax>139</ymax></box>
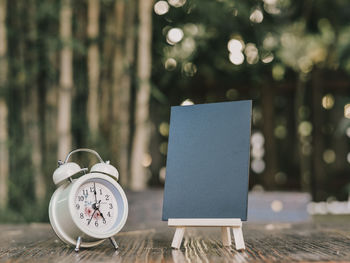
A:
<box><xmin>232</xmin><ymin>227</ymin><xmax>246</xmax><ymax>251</ymax></box>
<box><xmin>221</xmin><ymin>227</ymin><xmax>232</xmax><ymax>246</ymax></box>
<box><xmin>171</xmin><ymin>227</ymin><xmax>185</xmax><ymax>249</ymax></box>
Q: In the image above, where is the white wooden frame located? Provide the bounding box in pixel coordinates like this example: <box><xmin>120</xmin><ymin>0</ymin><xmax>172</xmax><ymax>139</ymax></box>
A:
<box><xmin>168</xmin><ymin>218</ymin><xmax>245</xmax><ymax>250</ymax></box>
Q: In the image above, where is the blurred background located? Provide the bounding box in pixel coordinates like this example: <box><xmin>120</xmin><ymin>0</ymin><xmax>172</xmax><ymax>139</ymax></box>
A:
<box><xmin>0</xmin><ymin>0</ymin><xmax>350</xmax><ymax>222</ymax></box>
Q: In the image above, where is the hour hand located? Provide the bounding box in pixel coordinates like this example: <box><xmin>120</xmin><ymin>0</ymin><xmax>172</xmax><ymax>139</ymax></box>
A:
<box><xmin>97</xmin><ymin>208</ymin><xmax>106</xmax><ymax>224</ymax></box>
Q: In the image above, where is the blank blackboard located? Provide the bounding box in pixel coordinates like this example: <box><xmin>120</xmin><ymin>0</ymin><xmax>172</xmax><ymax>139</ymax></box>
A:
<box><xmin>162</xmin><ymin>100</ymin><xmax>252</xmax><ymax>221</ymax></box>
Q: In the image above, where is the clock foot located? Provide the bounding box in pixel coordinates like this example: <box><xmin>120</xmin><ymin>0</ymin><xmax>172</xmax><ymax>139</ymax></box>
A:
<box><xmin>109</xmin><ymin>237</ymin><xmax>118</xmax><ymax>250</ymax></box>
<box><xmin>75</xmin><ymin>236</ymin><xmax>82</xmax><ymax>252</ymax></box>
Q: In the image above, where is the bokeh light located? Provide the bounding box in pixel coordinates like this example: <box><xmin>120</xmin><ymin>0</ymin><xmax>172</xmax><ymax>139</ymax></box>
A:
<box><xmin>183</xmin><ymin>62</ymin><xmax>197</xmax><ymax>76</ymax></box>
<box><xmin>263</xmin><ymin>33</ymin><xmax>278</xmax><ymax>50</ymax></box>
<box><xmin>275</xmin><ymin>172</ymin><xmax>287</xmax><ymax>184</ymax></box>
<box><xmin>154</xmin><ymin>1</ymin><xmax>170</xmax><ymax>15</ymax></box>
<box><xmin>252</xmin><ymin>146</ymin><xmax>265</xmax><ymax>159</ymax></box>
<box><xmin>261</xmin><ymin>52</ymin><xmax>274</xmax><ymax>63</ymax></box>
<box><xmin>321</xmin><ymin>94</ymin><xmax>334</xmax><ymax>109</ymax></box>
<box><xmin>159</xmin><ymin>167</ymin><xmax>166</xmax><ymax>183</ymax></box>
<box><xmin>271</xmin><ymin>200</ymin><xmax>283</xmax><ymax>212</ymax></box>
<box><xmin>164</xmin><ymin>58</ymin><xmax>177</xmax><ymax>70</ymax></box>
<box><xmin>226</xmin><ymin>88</ymin><xmax>239</xmax><ymax>100</ymax></box>
<box><xmin>167</xmin><ymin>28</ymin><xmax>184</xmax><ymax>45</ymax></box>
<box><xmin>274</xmin><ymin>125</ymin><xmax>287</xmax><ymax>139</ymax></box>
<box><xmin>142</xmin><ymin>153</ymin><xmax>152</xmax><ymax>167</ymax></box>
<box><xmin>346</xmin><ymin>127</ymin><xmax>350</xmax><ymax>138</ymax></box>
<box><xmin>323</xmin><ymin>149</ymin><xmax>336</xmax><ymax>164</ymax></box>
<box><xmin>182</xmin><ymin>37</ymin><xmax>196</xmax><ymax>53</ymax></box>
<box><xmin>345</xmin><ymin>104</ymin><xmax>350</xmax><ymax>119</ymax></box>
<box><xmin>263</xmin><ymin>0</ymin><xmax>281</xmax><ymax>15</ymax></box>
<box><xmin>249</xmin><ymin>9</ymin><xmax>264</xmax><ymax>23</ymax></box>
<box><xmin>251</xmin><ymin>159</ymin><xmax>266</xmax><ymax>174</ymax></box>
<box><xmin>227</xmin><ymin>39</ymin><xmax>244</xmax><ymax>53</ymax></box>
<box><xmin>159</xmin><ymin>142</ymin><xmax>168</xmax><ymax>155</ymax></box>
<box><xmin>251</xmin><ymin>131</ymin><xmax>265</xmax><ymax>174</ymax></box>
<box><xmin>251</xmin><ymin>132</ymin><xmax>265</xmax><ymax>147</ymax></box>
<box><xmin>244</xmin><ymin>43</ymin><xmax>259</xmax><ymax>64</ymax></box>
<box><xmin>181</xmin><ymin>99</ymin><xmax>194</xmax><ymax>106</ymax></box>
<box><xmin>228</xmin><ymin>38</ymin><xmax>245</xmax><ymax>65</ymax></box>
<box><xmin>229</xmin><ymin>52</ymin><xmax>244</xmax><ymax>65</ymax></box>
<box><xmin>168</xmin><ymin>0</ymin><xmax>186</xmax><ymax>8</ymax></box>
<box><xmin>347</xmin><ymin>152</ymin><xmax>350</xmax><ymax>164</ymax></box>
<box><xmin>272</xmin><ymin>64</ymin><xmax>285</xmax><ymax>80</ymax></box>
<box><xmin>298</xmin><ymin>121</ymin><xmax>313</xmax><ymax>137</ymax></box>
<box><xmin>159</xmin><ymin>122</ymin><xmax>170</xmax><ymax>136</ymax></box>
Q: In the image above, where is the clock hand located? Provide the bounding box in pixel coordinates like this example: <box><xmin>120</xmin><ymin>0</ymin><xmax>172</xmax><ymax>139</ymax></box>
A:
<box><xmin>88</xmin><ymin>209</ymin><xmax>97</xmax><ymax>225</ymax></box>
<box><xmin>88</xmin><ymin>200</ymin><xmax>101</xmax><ymax>225</ymax></box>
<box><xmin>93</xmin><ymin>182</ymin><xmax>97</xmax><ymax>204</ymax></box>
<box><xmin>97</xmin><ymin>207</ymin><xmax>106</xmax><ymax>220</ymax></box>
<box><xmin>92</xmin><ymin>200</ymin><xmax>101</xmax><ymax>210</ymax></box>
<box><xmin>95</xmin><ymin>206</ymin><xmax>106</xmax><ymax>224</ymax></box>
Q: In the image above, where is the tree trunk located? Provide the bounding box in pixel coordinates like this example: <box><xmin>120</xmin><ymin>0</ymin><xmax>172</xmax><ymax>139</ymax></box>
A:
<box><xmin>110</xmin><ymin>0</ymin><xmax>126</xmax><ymax>183</ymax></box>
<box><xmin>57</xmin><ymin>0</ymin><xmax>73</xmax><ymax>160</ymax></box>
<box><xmin>0</xmin><ymin>101</ymin><xmax>8</xmax><ymax>208</ymax></box>
<box><xmin>28</xmin><ymin>86</ymin><xmax>46</xmax><ymax>201</ymax></box>
<box><xmin>117</xmin><ymin>0</ymin><xmax>136</xmax><ymax>187</ymax></box>
<box><xmin>87</xmin><ymin>0</ymin><xmax>100</xmax><ymax>138</ymax></box>
<box><xmin>25</xmin><ymin>0</ymin><xmax>46</xmax><ymax>203</ymax></box>
<box><xmin>0</xmin><ymin>0</ymin><xmax>9</xmax><ymax>208</ymax></box>
<box><xmin>261</xmin><ymin>84</ymin><xmax>278</xmax><ymax>189</ymax></box>
<box><xmin>295</xmin><ymin>74</ymin><xmax>312</xmax><ymax>194</ymax></box>
<box><xmin>99</xmin><ymin>3</ymin><xmax>114</xmax><ymax>138</ymax></box>
<box><xmin>130</xmin><ymin>0</ymin><xmax>153</xmax><ymax>190</ymax></box>
<box><xmin>311</xmin><ymin>68</ymin><xmax>325</xmax><ymax>201</ymax></box>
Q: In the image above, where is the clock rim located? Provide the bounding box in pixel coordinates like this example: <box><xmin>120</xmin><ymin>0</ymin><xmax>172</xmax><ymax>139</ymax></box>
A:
<box><xmin>49</xmin><ymin>185</ymin><xmax>105</xmax><ymax>247</ymax></box>
<box><xmin>69</xmin><ymin>173</ymin><xmax>129</xmax><ymax>240</ymax></box>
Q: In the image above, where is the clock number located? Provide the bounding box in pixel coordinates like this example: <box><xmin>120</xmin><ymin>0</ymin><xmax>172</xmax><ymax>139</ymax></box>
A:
<box><xmin>99</xmin><ymin>189</ymin><xmax>102</xmax><ymax>195</ymax></box>
<box><xmin>80</xmin><ymin>213</ymin><xmax>84</xmax><ymax>219</ymax></box>
<box><xmin>102</xmin><ymin>218</ymin><xmax>106</xmax><ymax>224</ymax></box>
<box><xmin>82</xmin><ymin>189</ymin><xmax>88</xmax><ymax>196</ymax></box>
<box><xmin>78</xmin><ymin>196</ymin><xmax>84</xmax><ymax>201</ymax></box>
<box><xmin>105</xmin><ymin>195</ymin><xmax>110</xmax><ymax>201</ymax></box>
<box><xmin>95</xmin><ymin>221</ymin><xmax>98</xmax><ymax>227</ymax></box>
<box><xmin>76</xmin><ymin>204</ymin><xmax>80</xmax><ymax>209</ymax></box>
<box><xmin>109</xmin><ymin>203</ymin><xmax>113</xmax><ymax>209</ymax></box>
<box><xmin>107</xmin><ymin>212</ymin><xmax>111</xmax><ymax>217</ymax></box>
<box><xmin>90</xmin><ymin>186</ymin><xmax>94</xmax><ymax>192</ymax></box>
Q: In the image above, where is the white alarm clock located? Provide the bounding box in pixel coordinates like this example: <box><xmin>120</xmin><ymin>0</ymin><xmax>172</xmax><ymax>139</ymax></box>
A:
<box><xmin>49</xmin><ymin>148</ymin><xmax>128</xmax><ymax>251</ymax></box>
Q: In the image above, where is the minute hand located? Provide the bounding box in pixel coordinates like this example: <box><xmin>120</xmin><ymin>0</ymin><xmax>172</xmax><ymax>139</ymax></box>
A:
<box><xmin>93</xmin><ymin>182</ymin><xmax>97</xmax><ymax>203</ymax></box>
<box><xmin>88</xmin><ymin>209</ymin><xmax>97</xmax><ymax>225</ymax></box>
<box><xmin>88</xmin><ymin>200</ymin><xmax>101</xmax><ymax>225</ymax></box>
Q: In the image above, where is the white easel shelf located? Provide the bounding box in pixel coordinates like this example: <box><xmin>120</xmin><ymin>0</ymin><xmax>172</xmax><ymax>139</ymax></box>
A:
<box><xmin>168</xmin><ymin>218</ymin><xmax>246</xmax><ymax>250</ymax></box>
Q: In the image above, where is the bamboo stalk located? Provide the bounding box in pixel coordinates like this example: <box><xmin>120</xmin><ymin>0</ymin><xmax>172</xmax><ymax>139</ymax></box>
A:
<box><xmin>57</xmin><ymin>0</ymin><xmax>73</xmax><ymax>160</ymax></box>
<box><xmin>87</xmin><ymin>0</ymin><xmax>100</xmax><ymax>138</ymax></box>
<box><xmin>130</xmin><ymin>0</ymin><xmax>153</xmax><ymax>190</ymax></box>
<box><xmin>0</xmin><ymin>0</ymin><xmax>9</xmax><ymax>208</ymax></box>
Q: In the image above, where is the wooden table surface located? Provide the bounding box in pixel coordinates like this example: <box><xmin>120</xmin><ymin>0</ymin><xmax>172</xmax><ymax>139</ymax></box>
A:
<box><xmin>1</xmin><ymin>190</ymin><xmax>350</xmax><ymax>262</ymax></box>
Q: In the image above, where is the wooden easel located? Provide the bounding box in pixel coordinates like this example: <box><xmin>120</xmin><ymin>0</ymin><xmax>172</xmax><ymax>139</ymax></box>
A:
<box><xmin>169</xmin><ymin>218</ymin><xmax>245</xmax><ymax>250</ymax></box>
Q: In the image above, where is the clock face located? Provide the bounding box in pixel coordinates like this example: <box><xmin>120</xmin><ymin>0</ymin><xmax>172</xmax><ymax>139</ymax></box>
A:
<box><xmin>74</xmin><ymin>180</ymin><xmax>118</xmax><ymax>233</ymax></box>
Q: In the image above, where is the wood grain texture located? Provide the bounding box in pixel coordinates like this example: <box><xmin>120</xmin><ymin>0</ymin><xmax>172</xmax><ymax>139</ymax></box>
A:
<box><xmin>2</xmin><ymin>221</ymin><xmax>350</xmax><ymax>262</ymax></box>
<box><xmin>1</xmin><ymin>190</ymin><xmax>350</xmax><ymax>262</ymax></box>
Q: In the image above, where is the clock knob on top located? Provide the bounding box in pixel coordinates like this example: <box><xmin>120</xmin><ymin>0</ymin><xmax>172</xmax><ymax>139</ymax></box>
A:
<box><xmin>90</xmin><ymin>162</ymin><xmax>119</xmax><ymax>181</ymax></box>
<box><xmin>53</xmin><ymin>162</ymin><xmax>88</xmax><ymax>185</ymax></box>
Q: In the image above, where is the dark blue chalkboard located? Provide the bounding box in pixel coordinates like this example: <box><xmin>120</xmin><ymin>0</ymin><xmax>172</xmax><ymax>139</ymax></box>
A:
<box><xmin>162</xmin><ymin>100</ymin><xmax>252</xmax><ymax>221</ymax></box>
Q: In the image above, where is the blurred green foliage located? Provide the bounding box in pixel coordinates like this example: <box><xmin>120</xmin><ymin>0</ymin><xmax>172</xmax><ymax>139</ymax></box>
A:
<box><xmin>2</xmin><ymin>0</ymin><xmax>350</xmax><ymax>222</ymax></box>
